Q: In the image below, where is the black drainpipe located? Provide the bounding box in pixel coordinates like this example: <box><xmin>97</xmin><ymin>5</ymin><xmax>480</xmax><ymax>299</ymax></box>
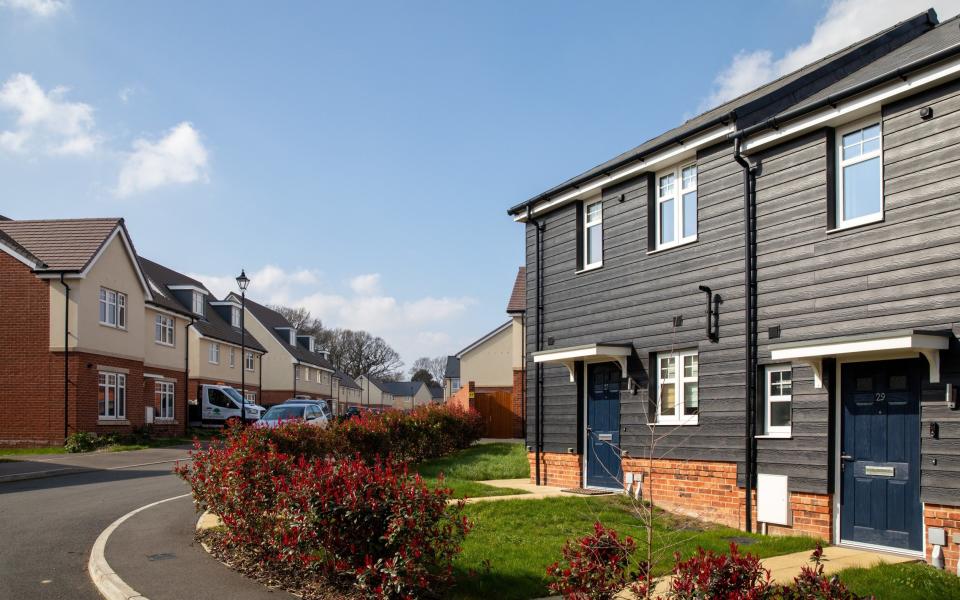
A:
<box><xmin>527</xmin><ymin>206</ymin><xmax>545</xmax><ymax>485</ymax></box>
<box><xmin>185</xmin><ymin>316</ymin><xmax>194</xmax><ymax>424</ymax></box>
<box><xmin>733</xmin><ymin>135</ymin><xmax>758</xmax><ymax>532</ymax></box>
<box><xmin>60</xmin><ymin>273</ymin><xmax>70</xmax><ymax>440</ymax></box>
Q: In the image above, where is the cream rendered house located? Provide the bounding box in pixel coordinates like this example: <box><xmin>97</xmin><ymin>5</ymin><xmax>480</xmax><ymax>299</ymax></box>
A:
<box><xmin>233</xmin><ymin>295</ymin><xmax>336</xmax><ymax>407</ymax></box>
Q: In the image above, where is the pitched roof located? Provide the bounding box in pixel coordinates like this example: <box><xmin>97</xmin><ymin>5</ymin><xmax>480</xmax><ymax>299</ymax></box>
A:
<box><xmin>139</xmin><ymin>257</ymin><xmax>266</xmax><ymax>352</ymax></box>
<box><xmin>444</xmin><ymin>355</ymin><xmax>460</xmax><ymax>379</ymax></box>
<box><xmin>236</xmin><ymin>295</ymin><xmax>335</xmax><ymax>371</ymax></box>
<box><xmin>508</xmin><ymin>9</ymin><xmax>938</xmax><ymax>216</ymax></box>
<box><xmin>428</xmin><ymin>384</ymin><xmax>444</xmax><ymax>400</ymax></box>
<box><xmin>506</xmin><ymin>266</ymin><xmax>526</xmax><ymax>314</ymax></box>
<box><xmin>0</xmin><ymin>218</ymin><xmax>124</xmax><ymax>271</ymax></box>
<box><xmin>378</xmin><ymin>380</ymin><xmax>424</xmax><ymax>397</ymax></box>
<box><xmin>334</xmin><ymin>369</ymin><xmax>361</xmax><ymax>389</ymax></box>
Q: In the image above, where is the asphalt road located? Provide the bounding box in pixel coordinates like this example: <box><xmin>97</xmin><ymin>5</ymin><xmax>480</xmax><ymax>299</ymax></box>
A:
<box><xmin>0</xmin><ymin>446</ymin><xmax>290</xmax><ymax>600</ymax></box>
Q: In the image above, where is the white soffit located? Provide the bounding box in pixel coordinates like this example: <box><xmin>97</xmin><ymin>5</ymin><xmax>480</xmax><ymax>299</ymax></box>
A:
<box><xmin>770</xmin><ymin>331</ymin><xmax>950</xmax><ymax>388</ymax></box>
<box><xmin>532</xmin><ymin>343</ymin><xmax>632</xmax><ymax>382</ymax></box>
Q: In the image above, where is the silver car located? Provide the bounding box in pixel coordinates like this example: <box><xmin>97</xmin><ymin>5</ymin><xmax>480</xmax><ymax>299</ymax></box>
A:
<box><xmin>254</xmin><ymin>403</ymin><xmax>329</xmax><ymax>429</ymax></box>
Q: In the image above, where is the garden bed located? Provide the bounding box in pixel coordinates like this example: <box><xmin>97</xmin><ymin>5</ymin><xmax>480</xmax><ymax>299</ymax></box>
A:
<box><xmin>837</xmin><ymin>561</ymin><xmax>960</xmax><ymax>600</ymax></box>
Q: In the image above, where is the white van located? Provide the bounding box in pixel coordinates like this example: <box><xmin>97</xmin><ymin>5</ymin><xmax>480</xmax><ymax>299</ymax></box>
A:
<box><xmin>196</xmin><ymin>384</ymin><xmax>265</xmax><ymax>426</ymax></box>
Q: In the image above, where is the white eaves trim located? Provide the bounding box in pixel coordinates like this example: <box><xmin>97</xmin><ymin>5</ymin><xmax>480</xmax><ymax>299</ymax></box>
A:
<box><xmin>193</xmin><ymin>329</ymin><xmax>265</xmax><ymax>354</ymax></box>
<box><xmin>743</xmin><ymin>52</ymin><xmax>960</xmax><ymax>154</ymax></box>
<box><xmin>0</xmin><ymin>240</ymin><xmax>40</xmax><ymax>269</ymax></box>
<box><xmin>770</xmin><ymin>331</ymin><xmax>949</xmax><ymax>388</ymax></box>
<box><xmin>168</xmin><ymin>284</ymin><xmax>208</xmax><ymax>295</ymax></box>
<box><xmin>456</xmin><ymin>320</ymin><xmax>513</xmax><ymax>358</ymax></box>
<box><xmin>532</xmin><ymin>343</ymin><xmax>632</xmax><ymax>382</ymax></box>
<box><xmin>515</xmin><ymin>124</ymin><xmax>734</xmax><ymax>222</ymax></box>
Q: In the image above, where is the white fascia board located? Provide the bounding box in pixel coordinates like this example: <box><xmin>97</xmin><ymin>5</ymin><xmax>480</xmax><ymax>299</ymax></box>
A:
<box><xmin>209</xmin><ymin>300</ymin><xmax>241</xmax><ymax>307</ymax></box>
<box><xmin>515</xmin><ymin>125</ymin><xmax>734</xmax><ymax>222</ymax></box>
<box><xmin>770</xmin><ymin>334</ymin><xmax>948</xmax><ymax>361</ymax></box>
<box><xmin>168</xmin><ymin>285</ymin><xmax>208</xmax><ymax>295</ymax></box>
<box><xmin>456</xmin><ymin>321</ymin><xmax>513</xmax><ymax>357</ymax></box>
<box><xmin>146</xmin><ymin>304</ymin><xmax>190</xmax><ymax>320</ymax></box>
<box><xmin>194</xmin><ymin>331</ymin><xmax>264</xmax><ymax>354</ymax></box>
<box><xmin>0</xmin><ymin>241</ymin><xmax>40</xmax><ymax>269</ymax></box>
<box><xmin>744</xmin><ymin>54</ymin><xmax>960</xmax><ymax>154</ymax></box>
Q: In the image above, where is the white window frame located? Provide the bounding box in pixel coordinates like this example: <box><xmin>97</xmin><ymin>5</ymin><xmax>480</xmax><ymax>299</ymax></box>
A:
<box><xmin>245</xmin><ymin>351</ymin><xmax>255</xmax><ymax>372</ymax></box>
<box><xmin>229</xmin><ymin>348</ymin><xmax>236</xmax><ymax>368</ymax></box>
<box><xmin>244</xmin><ymin>391</ymin><xmax>256</xmax><ymax>403</ymax></box>
<box><xmin>154</xmin><ymin>314</ymin><xmax>175</xmax><ymax>346</ymax></box>
<box><xmin>156</xmin><ymin>380</ymin><xmax>175</xmax><ymax>420</ymax></box>
<box><xmin>231</xmin><ymin>306</ymin><xmax>241</xmax><ymax>328</ymax></box>
<box><xmin>836</xmin><ymin>117</ymin><xmax>883</xmax><ymax>230</ymax></box>
<box><xmin>98</xmin><ymin>287</ymin><xmax>127</xmax><ymax>329</ymax></box>
<box><xmin>764</xmin><ymin>365</ymin><xmax>793</xmax><ymax>437</ymax></box>
<box><xmin>208</xmin><ymin>342</ymin><xmax>220</xmax><ymax>364</ymax></box>
<box><xmin>98</xmin><ymin>372</ymin><xmax>126</xmax><ymax>420</ymax></box>
<box><xmin>451</xmin><ymin>378</ymin><xmax>461</xmax><ymax>393</ymax></box>
<box><xmin>656</xmin><ymin>349</ymin><xmax>699</xmax><ymax>425</ymax></box>
<box><xmin>582</xmin><ymin>199</ymin><xmax>603</xmax><ymax>270</ymax></box>
<box><xmin>316</xmin><ymin>369</ymin><xmax>322</xmax><ymax>384</ymax></box>
<box><xmin>192</xmin><ymin>291</ymin><xmax>205</xmax><ymax>316</ymax></box>
<box><xmin>654</xmin><ymin>163</ymin><xmax>697</xmax><ymax>251</ymax></box>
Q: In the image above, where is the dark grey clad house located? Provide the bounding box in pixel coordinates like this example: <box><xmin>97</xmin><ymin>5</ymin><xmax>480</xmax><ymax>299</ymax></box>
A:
<box><xmin>509</xmin><ymin>9</ymin><xmax>960</xmax><ymax>570</ymax></box>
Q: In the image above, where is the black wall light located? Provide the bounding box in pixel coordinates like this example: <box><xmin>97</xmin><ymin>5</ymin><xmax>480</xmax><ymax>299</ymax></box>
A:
<box><xmin>698</xmin><ymin>285</ymin><xmax>722</xmax><ymax>343</ymax></box>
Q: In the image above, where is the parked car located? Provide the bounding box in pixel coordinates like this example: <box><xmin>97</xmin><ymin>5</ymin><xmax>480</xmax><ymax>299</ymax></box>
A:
<box><xmin>197</xmin><ymin>384</ymin><xmax>265</xmax><ymax>426</ymax></box>
<box><xmin>255</xmin><ymin>403</ymin><xmax>330</xmax><ymax>429</ymax></box>
<box><xmin>281</xmin><ymin>398</ymin><xmax>333</xmax><ymax>421</ymax></box>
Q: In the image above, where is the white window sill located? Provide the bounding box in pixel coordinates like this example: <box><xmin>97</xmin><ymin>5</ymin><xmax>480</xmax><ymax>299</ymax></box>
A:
<box><xmin>97</xmin><ymin>419</ymin><xmax>130</xmax><ymax>425</ymax></box>
<box><xmin>99</xmin><ymin>323</ymin><xmax>127</xmax><ymax>331</ymax></box>
<box><xmin>755</xmin><ymin>433</ymin><xmax>792</xmax><ymax>439</ymax></box>
<box><xmin>647</xmin><ymin>237</ymin><xmax>697</xmax><ymax>255</ymax></box>
<box><xmin>155</xmin><ymin>341</ymin><xmax>175</xmax><ymax>347</ymax></box>
<box><xmin>653</xmin><ymin>417</ymin><xmax>699</xmax><ymax>426</ymax></box>
<box><xmin>576</xmin><ymin>263</ymin><xmax>603</xmax><ymax>274</ymax></box>
<box><xmin>827</xmin><ymin>215</ymin><xmax>883</xmax><ymax>233</ymax></box>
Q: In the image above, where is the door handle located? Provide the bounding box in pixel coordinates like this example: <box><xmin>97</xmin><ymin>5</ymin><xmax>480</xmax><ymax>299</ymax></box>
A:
<box><xmin>586</xmin><ymin>427</ymin><xmax>593</xmax><ymax>433</ymax></box>
<box><xmin>841</xmin><ymin>454</ymin><xmax>854</xmax><ymax>461</ymax></box>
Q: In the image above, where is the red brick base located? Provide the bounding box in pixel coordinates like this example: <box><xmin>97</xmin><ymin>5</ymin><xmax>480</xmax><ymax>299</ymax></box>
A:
<box><xmin>925</xmin><ymin>503</ymin><xmax>960</xmax><ymax>572</ymax></box>
<box><xmin>512</xmin><ymin>369</ymin><xmax>525</xmax><ymax>438</ymax></box>
<box><xmin>142</xmin><ymin>366</ymin><xmax>187</xmax><ymax>437</ymax></box>
<box><xmin>528</xmin><ymin>451</ymin><xmax>582</xmax><ymax>489</ymax></box>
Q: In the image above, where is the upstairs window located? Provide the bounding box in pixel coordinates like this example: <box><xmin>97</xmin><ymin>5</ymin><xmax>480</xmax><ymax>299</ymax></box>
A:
<box><xmin>192</xmin><ymin>291</ymin><xmax>205</xmax><ymax>316</ymax></box>
<box><xmin>208</xmin><ymin>342</ymin><xmax>220</xmax><ymax>364</ymax></box>
<box><xmin>655</xmin><ymin>164</ymin><xmax>697</xmax><ymax>250</ymax></box>
<box><xmin>231</xmin><ymin>306</ymin><xmax>241</xmax><ymax>328</ymax></box>
<box><xmin>99</xmin><ymin>288</ymin><xmax>127</xmax><ymax>329</ymax></box>
<box><xmin>155</xmin><ymin>314</ymin><xmax>175</xmax><ymax>345</ymax></box>
<box><xmin>656</xmin><ymin>350</ymin><xmax>698</xmax><ymax>425</ymax></box>
<box><xmin>245</xmin><ymin>351</ymin><xmax>255</xmax><ymax>371</ymax></box>
<box><xmin>837</xmin><ymin>120</ymin><xmax>882</xmax><ymax>228</ymax></box>
<box><xmin>316</xmin><ymin>369</ymin><xmax>322</xmax><ymax>383</ymax></box>
<box><xmin>582</xmin><ymin>200</ymin><xmax>603</xmax><ymax>269</ymax></box>
<box><xmin>764</xmin><ymin>365</ymin><xmax>792</xmax><ymax>436</ymax></box>
<box><xmin>229</xmin><ymin>348</ymin><xmax>236</xmax><ymax>368</ymax></box>
<box><xmin>451</xmin><ymin>378</ymin><xmax>461</xmax><ymax>393</ymax></box>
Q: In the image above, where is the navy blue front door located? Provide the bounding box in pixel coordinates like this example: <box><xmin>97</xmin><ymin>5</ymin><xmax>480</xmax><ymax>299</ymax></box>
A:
<box><xmin>840</xmin><ymin>360</ymin><xmax>922</xmax><ymax>551</ymax></box>
<box><xmin>586</xmin><ymin>363</ymin><xmax>622</xmax><ymax>489</ymax></box>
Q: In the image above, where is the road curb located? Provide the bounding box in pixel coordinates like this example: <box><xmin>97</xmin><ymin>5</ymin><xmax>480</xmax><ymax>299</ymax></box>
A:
<box><xmin>88</xmin><ymin>493</ymin><xmax>191</xmax><ymax>600</ymax></box>
<box><xmin>0</xmin><ymin>458</ymin><xmax>185</xmax><ymax>485</ymax></box>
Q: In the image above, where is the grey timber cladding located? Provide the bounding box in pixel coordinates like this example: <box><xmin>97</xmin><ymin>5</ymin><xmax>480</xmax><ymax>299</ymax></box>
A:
<box><xmin>753</xmin><ymin>78</ymin><xmax>960</xmax><ymax>503</ymax></box>
<box><xmin>525</xmin><ymin>139</ymin><xmax>752</xmax><ymax>477</ymax></box>
<box><xmin>526</xmin><ymin>76</ymin><xmax>960</xmax><ymax>503</ymax></box>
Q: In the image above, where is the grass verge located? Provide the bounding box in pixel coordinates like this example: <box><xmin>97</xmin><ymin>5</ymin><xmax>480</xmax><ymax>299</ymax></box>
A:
<box><xmin>838</xmin><ymin>561</ymin><xmax>960</xmax><ymax>600</ymax></box>
<box><xmin>450</xmin><ymin>495</ymin><xmax>820</xmax><ymax>600</ymax></box>
<box><xmin>416</xmin><ymin>442</ymin><xmax>529</xmax><ymax>499</ymax></box>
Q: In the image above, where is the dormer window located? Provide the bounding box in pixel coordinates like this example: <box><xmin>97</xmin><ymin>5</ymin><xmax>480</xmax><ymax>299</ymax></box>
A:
<box><xmin>231</xmin><ymin>306</ymin><xmax>241</xmax><ymax>328</ymax></box>
<box><xmin>192</xmin><ymin>291</ymin><xmax>205</xmax><ymax>316</ymax></box>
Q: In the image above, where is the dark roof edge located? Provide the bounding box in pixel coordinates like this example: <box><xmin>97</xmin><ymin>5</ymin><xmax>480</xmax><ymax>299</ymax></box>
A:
<box><xmin>507</xmin><ymin>8</ymin><xmax>938</xmax><ymax>217</ymax></box>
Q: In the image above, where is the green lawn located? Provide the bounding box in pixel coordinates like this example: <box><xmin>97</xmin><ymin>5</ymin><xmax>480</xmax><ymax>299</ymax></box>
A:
<box><xmin>838</xmin><ymin>561</ymin><xmax>960</xmax><ymax>600</ymax></box>
<box><xmin>0</xmin><ymin>433</ymin><xmax>205</xmax><ymax>460</ymax></box>
<box><xmin>0</xmin><ymin>446</ymin><xmax>67</xmax><ymax>459</ymax></box>
<box><xmin>416</xmin><ymin>443</ymin><xmax>529</xmax><ymax>499</ymax></box>
<box><xmin>450</xmin><ymin>495</ymin><xmax>819</xmax><ymax>600</ymax></box>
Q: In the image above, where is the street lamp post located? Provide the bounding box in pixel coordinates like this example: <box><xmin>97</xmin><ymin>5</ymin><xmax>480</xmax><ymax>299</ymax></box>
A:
<box><xmin>236</xmin><ymin>269</ymin><xmax>250</xmax><ymax>423</ymax></box>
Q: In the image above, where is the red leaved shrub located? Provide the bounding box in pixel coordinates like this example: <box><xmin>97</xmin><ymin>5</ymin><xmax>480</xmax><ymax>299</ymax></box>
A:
<box><xmin>175</xmin><ymin>426</ymin><xmax>470</xmax><ymax>599</ymax></box>
<box><xmin>265</xmin><ymin>403</ymin><xmax>484</xmax><ymax>464</ymax></box>
<box><xmin>546</xmin><ymin>522</ymin><xmax>639</xmax><ymax>600</ymax></box>
<box><xmin>666</xmin><ymin>543</ymin><xmax>772</xmax><ymax>600</ymax></box>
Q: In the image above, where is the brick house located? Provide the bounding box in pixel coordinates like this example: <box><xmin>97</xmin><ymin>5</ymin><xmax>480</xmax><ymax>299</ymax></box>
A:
<box><xmin>0</xmin><ymin>218</ymin><xmax>172</xmax><ymax>445</ymax></box>
<box><xmin>509</xmin><ymin>10</ymin><xmax>960</xmax><ymax>569</ymax></box>
<box><xmin>138</xmin><ymin>258</ymin><xmax>267</xmax><ymax>409</ymax></box>
<box><xmin>331</xmin><ymin>368</ymin><xmax>362</xmax><ymax>414</ymax></box>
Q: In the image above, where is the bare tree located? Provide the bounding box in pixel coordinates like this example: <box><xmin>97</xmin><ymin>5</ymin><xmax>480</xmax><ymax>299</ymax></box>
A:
<box><xmin>321</xmin><ymin>328</ymin><xmax>402</xmax><ymax>379</ymax></box>
<box><xmin>269</xmin><ymin>304</ymin><xmax>324</xmax><ymax>337</ymax></box>
<box><xmin>409</xmin><ymin>356</ymin><xmax>446</xmax><ymax>382</ymax></box>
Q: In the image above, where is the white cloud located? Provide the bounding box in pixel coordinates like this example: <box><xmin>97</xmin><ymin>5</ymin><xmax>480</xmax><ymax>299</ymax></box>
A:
<box><xmin>0</xmin><ymin>73</ymin><xmax>98</xmax><ymax>156</ymax></box>
<box><xmin>700</xmin><ymin>0</ymin><xmax>960</xmax><ymax>111</ymax></box>
<box><xmin>118</xmin><ymin>86</ymin><xmax>137</xmax><ymax>104</ymax></box>
<box><xmin>0</xmin><ymin>0</ymin><xmax>67</xmax><ymax>17</ymax></box>
<box><xmin>115</xmin><ymin>121</ymin><xmax>209</xmax><ymax>197</ymax></box>
<box><xmin>188</xmin><ymin>265</ymin><xmax>477</xmax><ymax>364</ymax></box>
<box><xmin>349</xmin><ymin>273</ymin><xmax>382</xmax><ymax>295</ymax></box>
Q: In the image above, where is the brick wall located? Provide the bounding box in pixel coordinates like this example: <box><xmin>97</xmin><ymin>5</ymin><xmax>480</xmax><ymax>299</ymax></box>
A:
<box><xmin>259</xmin><ymin>390</ymin><xmax>296</xmax><ymax>407</ymax></box>
<box><xmin>925</xmin><ymin>503</ymin><xmax>960</xmax><ymax>572</ymax></box>
<box><xmin>71</xmin><ymin>352</ymin><xmax>146</xmax><ymax>436</ymax></box>
<box><xmin>511</xmin><ymin>368</ymin><xmax>525</xmax><ymax>438</ymax></box>
<box><xmin>621</xmin><ymin>457</ymin><xmax>831</xmax><ymax>540</ymax></box>
<box><xmin>142</xmin><ymin>366</ymin><xmax>187</xmax><ymax>437</ymax></box>
<box><xmin>0</xmin><ymin>252</ymin><xmax>57</xmax><ymax>446</ymax></box>
<box><xmin>446</xmin><ymin>381</ymin><xmax>473</xmax><ymax>411</ymax></box>
<box><xmin>528</xmin><ymin>451</ymin><xmax>582</xmax><ymax>489</ymax></box>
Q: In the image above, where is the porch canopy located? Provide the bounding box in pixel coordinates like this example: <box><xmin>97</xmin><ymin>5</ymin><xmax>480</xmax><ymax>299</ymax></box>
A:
<box><xmin>532</xmin><ymin>343</ymin><xmax>632</xmax><ymax>382</ymax></box>
<box><xmin>769</xmin><ymin>329</ymin><xmax>950</xmax><ymax>388</ymax></box>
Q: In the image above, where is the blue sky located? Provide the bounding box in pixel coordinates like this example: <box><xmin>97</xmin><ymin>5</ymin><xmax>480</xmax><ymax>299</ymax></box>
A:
<box><xmin>2</xmin><ymin>0</ymin><xmax>955</xmax><ymax>367</ymax></box>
